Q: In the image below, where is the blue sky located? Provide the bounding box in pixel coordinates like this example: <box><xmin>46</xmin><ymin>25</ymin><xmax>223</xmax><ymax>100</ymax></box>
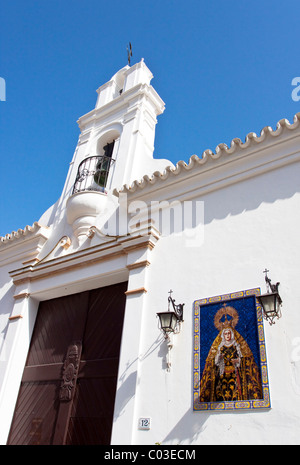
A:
<box><xmin>0</xmin><ymin>0</ymin><xmax>299</xmax><ymax>237</ymax></box>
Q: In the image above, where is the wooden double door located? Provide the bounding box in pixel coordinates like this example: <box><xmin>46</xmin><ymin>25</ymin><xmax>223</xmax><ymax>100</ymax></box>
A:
<box><xmin>8</xmin><ymin>281</ymin><xmax>128</xmax><ymax>445</ymax></box>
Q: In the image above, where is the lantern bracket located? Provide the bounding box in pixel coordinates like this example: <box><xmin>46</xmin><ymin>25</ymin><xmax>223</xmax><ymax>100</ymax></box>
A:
<box><xmin>156</xmin><ymin>291</ymin><xmax>185</xmax><ymax>341</ymax></box>
<box><xmin>258</xmin><ymin>269</ymin><xmax>283</xmax><ymax>325</ymax></box>
<box><xmin>264</xmin><ymin>269</ymin><xmax>282</xmax><ymax>303</ymax></box>
<box><xmin>156</xmin><ymin>291</ymin><xmax>185</xmax><ymax>371</ymax></box>
<box><xmin>168</xmin><ymin>289</ymin><xmax>184</xmax><ymax>322</ymax></box>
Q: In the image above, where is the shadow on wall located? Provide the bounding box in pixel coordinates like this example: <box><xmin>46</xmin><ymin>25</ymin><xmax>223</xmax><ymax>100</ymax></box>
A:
<box><xmin>162</xmin><ymin>407</ymin><xmax>210</xmax><ymax>444</ymax></box>
<box><xmin>37</xmin><ymin>149</ymin><xmax>300</xmax><ymax>256</ymax></box>
<box><xmin>202</xmin><ymin>160</ymin><xmax>300</xmax><ymax>225</ymax></box>
<box><xmin>113</xmin><ymin>370</ymin><xmax>138</xmax><ymax>420</ymax></box>
<box><xmin>113</xmin><ymin>335</ymin><xmax>163</xmax><ymax>420</ymax></box>
<box><xmin>116</xmin><ymin>158</ymin><xmax>300</xmax><ymax>239</ymax></box>
<box><xmin>161</xmin><ymin>405</ymin><xmax>272</xmax><ymax>445</ymax></box>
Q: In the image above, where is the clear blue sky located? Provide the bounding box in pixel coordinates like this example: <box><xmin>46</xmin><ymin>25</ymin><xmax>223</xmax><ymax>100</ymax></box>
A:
<box><xmin>0</xmin><ymin>0</ymin><xmax>299</xmax><ymax>237</ymax></box>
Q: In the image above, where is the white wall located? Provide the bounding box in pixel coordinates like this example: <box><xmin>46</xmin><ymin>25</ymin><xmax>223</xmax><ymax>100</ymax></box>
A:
<box><xmin>111</xmin><ymin>158</ymin><xmax>300</xmax><ymax>445</ymax></box>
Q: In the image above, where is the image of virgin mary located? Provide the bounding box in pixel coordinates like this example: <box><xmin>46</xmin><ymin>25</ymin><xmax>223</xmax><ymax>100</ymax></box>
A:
<box><xmin>199</xmin><ymin>305</ymin><xmax>263</xmax><ymax>403</ymax></box>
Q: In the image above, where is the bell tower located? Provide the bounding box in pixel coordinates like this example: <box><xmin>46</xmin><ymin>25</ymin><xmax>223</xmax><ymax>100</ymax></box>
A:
<box><xmin>62</xmin><ymin>59</ymin><xmax>171</xmax><ymax>198</ymax></box>
<box><xmin>53</xmin><ymin>59</ymin><xmax>172</xmax><ymax>242</ymax></box>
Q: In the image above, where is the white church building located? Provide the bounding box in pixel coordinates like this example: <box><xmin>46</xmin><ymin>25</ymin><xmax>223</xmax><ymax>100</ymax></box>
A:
<box><xmin>0</xmin><ymin>59</ymin><xmax>299</xmax><ymax>445</ymax></box>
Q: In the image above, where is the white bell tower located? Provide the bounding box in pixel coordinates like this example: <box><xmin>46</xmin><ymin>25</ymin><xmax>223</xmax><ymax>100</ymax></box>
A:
<box><xmin>64</xmin><ymin>59</ymin><xmax>171</xmax><ymax>197</ymax></box>
<box><xmin>53</xmin><ymin>59</ymin><xmax>172</xmax><ymax>242</ymax></box>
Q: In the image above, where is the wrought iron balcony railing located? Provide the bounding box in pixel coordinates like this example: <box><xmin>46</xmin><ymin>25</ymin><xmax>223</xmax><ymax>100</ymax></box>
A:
<box><xmin>72</xmin><ymin>155</ymin><xmax>115</xmax><ymax>195</ymax></box>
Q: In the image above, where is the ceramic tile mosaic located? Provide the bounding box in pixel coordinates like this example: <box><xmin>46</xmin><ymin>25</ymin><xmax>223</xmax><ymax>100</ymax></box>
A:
<box><xmin>193</xmin><ymin>288</ymin><xmax>271</xmax><ymax>411</ymax></box>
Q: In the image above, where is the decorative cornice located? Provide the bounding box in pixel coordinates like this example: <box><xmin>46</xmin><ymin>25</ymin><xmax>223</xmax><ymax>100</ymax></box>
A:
<box><xmin>113</xmin><ymin>113</ymin><xmax>300</xmax><ymax>196</ymax></box>
<box><xmin>77</xmin><ymin>82</ymin><xmax>164</xmax><ymax>131</ymax></box>
<box><xmin>125</xmin><ymin>287</ymin><xmax>147</xmax><ymax>296</ymax></box>
<box><xmin>10</xmin><ymin>247</ymin><xmax>126</xmax><ymax>286</ymax></box>
<box><xmin>8</xmin><ymin>315</ymin><xmax>23</xmax><ymax>321</ymax></box>
<box><xmin>9</xmin><ymin>230</ymin><xmax>158</xmax><ymax>286</ymax></box>
<box><xmin>126</xmin><ymin>260</ymin><xmax>150</xmax><ymax>270</ymax></box>
<box><xmin>13</xmin><ymin>292</ymin><xmax>30</xmax><ymax>300</ymax></box>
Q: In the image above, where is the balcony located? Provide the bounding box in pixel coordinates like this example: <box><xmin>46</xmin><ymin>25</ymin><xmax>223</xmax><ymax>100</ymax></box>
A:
<box><xmin>72</xmin><ymin>155</ymin><xmax>115</xmax><ymax>195</ymax></box>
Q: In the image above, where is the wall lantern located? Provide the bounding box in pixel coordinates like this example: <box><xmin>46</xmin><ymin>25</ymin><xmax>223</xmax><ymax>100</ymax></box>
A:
<box><xmin>157</xmin><ymin>290</ymin><xmax>184</xmax><ymax>340</ymax></box>
<box><xmin>257</xmin><ymin>269</ymin><xmax>282</xmax><ymax>325</ymax></box>
<box><xmin>156</xmin><ymin>290</ymin><xmax>185</xmax><ymax>371</ymax></box>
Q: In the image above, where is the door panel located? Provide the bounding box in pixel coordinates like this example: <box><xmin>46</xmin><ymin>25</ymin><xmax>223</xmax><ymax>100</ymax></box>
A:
<box><xmin>7</xmin><ymin>281</ymin><xmax>127</xmax><ymax>445</ymax></box>
<box><xmin>8</xmin><ymin>381</ymin><xmax>60</xmax><ymax>445</ymax></box>
<box><xmin>26</xmin><ymin>291</ymin><xmax>89</xmax><ymax>366</ymax></box>
<box><xmin>66</xmin><ymin>281</ymin><xmax>128</xmax><ymax>444</ymax></box>
<box><xmin>82</xmin><ymin>285</ymin><xmax>126</xmax><ymax>360</ymax></box>
<box><xmin>65</xmin><ymin>377</ymin><xmax>117</xmax><ymax>445</ymax></box>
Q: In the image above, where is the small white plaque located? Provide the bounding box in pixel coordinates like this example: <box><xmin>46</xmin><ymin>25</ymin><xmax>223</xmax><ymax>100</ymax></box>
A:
<box><xmin>138</xmin><ymin>417</ymin><xmax>151</xmax><ymax>430</ymax></box>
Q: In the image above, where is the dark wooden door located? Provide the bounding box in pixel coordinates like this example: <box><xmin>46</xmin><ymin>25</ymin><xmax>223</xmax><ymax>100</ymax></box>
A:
<box><xmin>7</xmin><ymin>281</ymin><xmax>127</xmax><ymax>445</ymax></box>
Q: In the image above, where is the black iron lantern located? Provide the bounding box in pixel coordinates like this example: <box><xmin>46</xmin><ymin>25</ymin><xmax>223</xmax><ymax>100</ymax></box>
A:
<box><xmin>157</xmin><ymin>290</ymin><xmax>184</xmax><ymax>339</ymax></box>
<box><xmin>257</xmin><ymin>269</ymin><xmax>282</xmax><ymax>325</ymax></box>
<box><xmin>157</xmin><ymin>311</ymin><xmax>179</xmax><ymax>335</ymax></box>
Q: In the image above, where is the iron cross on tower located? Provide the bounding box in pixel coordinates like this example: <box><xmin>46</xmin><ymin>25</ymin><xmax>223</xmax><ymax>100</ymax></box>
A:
<box><xmin>127</xmin><ymin>42</ymin><xmax>133</xmax><ymax>65</ymax></box>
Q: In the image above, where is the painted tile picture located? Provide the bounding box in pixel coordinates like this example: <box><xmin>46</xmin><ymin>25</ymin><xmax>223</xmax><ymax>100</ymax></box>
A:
<box><xmin>193</xmin><ymin>289</ymin><xmax>270</xmax><ymax>411</ymax></box>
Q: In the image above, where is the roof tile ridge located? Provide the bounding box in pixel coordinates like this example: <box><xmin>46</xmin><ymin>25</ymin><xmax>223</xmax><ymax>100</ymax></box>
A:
<box><xmin>0</xmin><ymin>221</ymin><xmax>48</xmax><ymax>244</ymax></box>
<box><xmin>114</xmin><ymin>113</ymin><xmax>300</xmax><ymax>195</ymax></box>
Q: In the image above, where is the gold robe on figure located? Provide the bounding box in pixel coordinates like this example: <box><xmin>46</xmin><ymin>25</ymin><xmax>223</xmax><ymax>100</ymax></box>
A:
<box><xmin>199</xmin><ymin>328</ymin><xmax>262</xmax><ymax>403</ymax></box>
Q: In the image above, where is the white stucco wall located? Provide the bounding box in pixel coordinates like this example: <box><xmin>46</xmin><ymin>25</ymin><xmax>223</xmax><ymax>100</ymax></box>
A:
<box><xmin>110</xmin><ymin>148</ymin><xmax>300</xmax><ymax>445</ymax></box>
